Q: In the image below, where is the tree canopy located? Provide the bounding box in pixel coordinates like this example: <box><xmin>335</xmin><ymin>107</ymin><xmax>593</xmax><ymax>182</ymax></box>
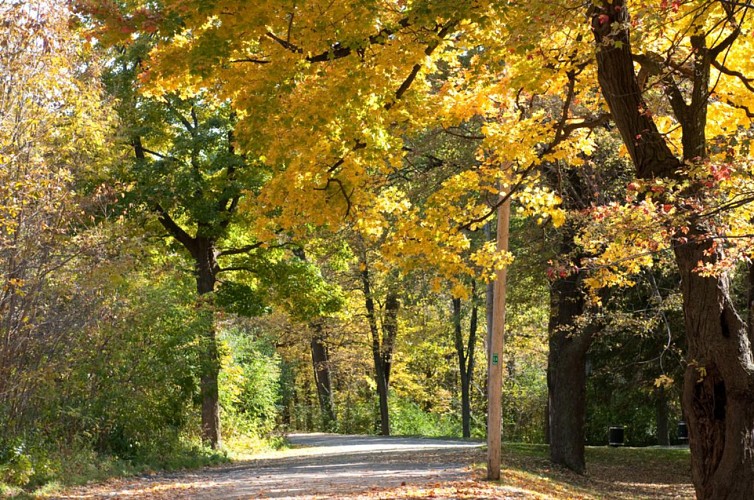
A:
<box><xmin>3</xmin><ymin>0</ymin><xmax>754</xmax><ymax>497</ymax></box>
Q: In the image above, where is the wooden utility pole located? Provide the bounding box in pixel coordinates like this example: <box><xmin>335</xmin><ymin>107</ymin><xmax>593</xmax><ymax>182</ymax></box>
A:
<box><xmin>487</xmin><ymin>196</ymin><xmax>510</xmax><ymax>480</ymax></box>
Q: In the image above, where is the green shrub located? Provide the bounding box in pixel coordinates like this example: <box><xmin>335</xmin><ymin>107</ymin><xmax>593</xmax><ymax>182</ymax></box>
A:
<box><xmin>219</xmin><ymin>326</ymin><xmax>282</xmax><ymax>438</ymax></box>
<box><xmin>390</xmin><ymin>396</ymin><xmax>459</xmax><ymax>437</ymax></box>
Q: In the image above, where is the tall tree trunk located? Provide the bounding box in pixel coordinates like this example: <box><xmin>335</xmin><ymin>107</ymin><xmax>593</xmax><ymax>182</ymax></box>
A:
<box><xmin>747</xmin><ymin>261</ymin><xmax>754</xmax><ymax>345</ymax></box>
<box><xmin>590</xmin><ymin>4</ymin><xmax>754</xmax><ymax>496</ymax></box>
<box><xmin>133</xmin><ymin>136</ymin><xmax>223</xmax><ymax>448</ymax></box>
<box><xmin>293</xmin><ymin>248</ymin><xmax>337</xmax><ymax>430</ymax></box>
<box><xmin>674</xmin><ymin>239</ymin><xmax>754</xmax><ymax>499</ymax></box>
<box><xmin>453</xmin><ymin>282</ymin><xmax>478</xmax><ymax>439</ymax></box>
<box><xmin>655</xmin><ymin>385</ymin><xmax>670</xmax><ymax>446</ymax></box>
<box><xmin>195</xmin><ymin>236</ymin><xmax>221</xmax><ymax>449</ymax></box>
<box><xmin>547</xmin><ymin>269</ymin><xmax>594</xmax><ymax>474</ymax></box>
<box><xmin>360</xmin><ymin>256</ymin><xmax>400</xmax><ymax>436</ymax></box>
<box><xmin>466</xmin><ymin>299</ymin><xmax>478</xmax><ymax>437</ymax></box>
<box><xmin>310</xmin><ymin>321</ymin><xmax>336</xmax><ymax>430</ymax></box>
<box><xmin>373</xmin><ymin>349</ymin><xmax>390</xmax><ymax>436</ymax></box>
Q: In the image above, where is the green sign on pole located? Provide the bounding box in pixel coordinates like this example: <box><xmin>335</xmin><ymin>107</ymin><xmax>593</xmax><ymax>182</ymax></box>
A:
<box><xmin>492</xmin><ymin>353</ymin><xmax>499</xmax><ymax>365</ymax></box>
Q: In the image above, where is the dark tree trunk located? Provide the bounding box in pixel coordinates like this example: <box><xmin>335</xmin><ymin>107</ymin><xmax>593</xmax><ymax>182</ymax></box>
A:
<box><xmin>293</xmin><ymin>248</ymin><xmax>337</xmax><ymax>430</ymax></box>
<box><xmin>133</xmin><ymin>136</ymin><xmax>225</xmax><ymax>448</ymax></box>
<box><xmin>589</xmin><ymin>3</ymin><xmax>754</xmax><ymax>496</ymax></box>
<box><xmin>544</xmin><ymin>400</ymin><xmax>550</xmax><ymax>445</ymax></box>
<box><xmin>360</xmin><ymin>257</ymin><xmax>400</xmax><ymax>436</ymax></box>
<box><xmin>194</xmin><ymin>235</ymin><xmax>221</xmax><ymax>449</ymax></box>
<box><xmin>375</xmin><ymin>291</ymin><xmax>399</xmax><ymax>435</ymax></box>
<box><xmin>748</xmin><ymin>261</ymin><xmax>754</xmax><ymax>346</ymax></box>
<box><xmin>547</xmin><ymin>269</ymin><xmax>594</xmax><ymax>474</ymax></box>
<box><xmin>655</xmin><ymin>385</ymin><xmax>670</xmax><ymax>446</ymax></box>
<box><xmin>675</xmin><ymin>239</ymin><xmax>754</xmax><ymax>499</ymax></box>
<box><xmin>453</xmin><ymin>283</ymin><xmax>478</xmax><ymax>439</ymax></box>
<box><xmin>310</xmin><ymin>321</ymin><xmax>336</xmax><ymax>430</ymax></box>
<box><xmin>466</xmin><ymin>299</ymin><xmax>478</xmax><ymax>437</ymax></box>
<box><xmin>373</xmin><ymin>350</ymin><xmax>390</xmax><ymax>436</ymax></box>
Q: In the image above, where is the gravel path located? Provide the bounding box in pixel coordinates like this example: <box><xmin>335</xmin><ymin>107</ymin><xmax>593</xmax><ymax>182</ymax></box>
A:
<box><xmin>55</xmin><ymin>433</ymin><xmax>485</xmax><ymax>499</ymax></box>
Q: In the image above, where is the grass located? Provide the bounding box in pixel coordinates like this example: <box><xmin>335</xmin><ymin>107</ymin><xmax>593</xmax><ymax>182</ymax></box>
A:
<box><xmin>380</xmin><ymin>443</ymin><xmax>693</xmax><ymax>499</ymax></box>
<box><xmin>0</xmin><ymin>437</ymin><xmax>267</xmax><ymax>499</ymax></box>
<box><xmin>492</xmin><ymin>443</ymin><xmax>694</xmax><ymax>499</ymax></box>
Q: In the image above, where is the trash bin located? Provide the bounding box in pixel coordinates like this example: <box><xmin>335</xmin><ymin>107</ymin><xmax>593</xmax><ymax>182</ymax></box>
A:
<box><xmin>678</xmin><ymin>421</ymin><xmax>688</xmax><ymax>444</ymax></box>
<box><xmin>608</xmin><ymin>426</ymin><xmax>625</xmax><ymax>447</ymax></box>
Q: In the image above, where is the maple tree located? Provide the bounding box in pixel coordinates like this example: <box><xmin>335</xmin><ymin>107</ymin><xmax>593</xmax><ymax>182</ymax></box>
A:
<box><xmin>586</xmin><ymin>2</ymin><xmax>754</xmax><ymax>497</ymax></box>
<box><xmin>101</xmin><ymin>33</ymin><xmax>283</xmax><ymax>448</ymax></box>
<box><xmin>74</xmin><ymin>0</ymin><xmax>754</xmax><ymax>496</ymax></box>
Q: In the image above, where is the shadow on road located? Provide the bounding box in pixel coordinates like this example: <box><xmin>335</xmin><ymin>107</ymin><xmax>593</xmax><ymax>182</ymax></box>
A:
<box><xmin>56</xmin><ymin>434</ymin><xmax>485</xmax><ymax>499</ymax></box>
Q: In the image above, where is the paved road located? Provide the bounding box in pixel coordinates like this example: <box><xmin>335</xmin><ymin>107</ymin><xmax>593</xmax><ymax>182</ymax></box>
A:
<box><xmin>57</xmin><ymin>433</ymin><xmax>485</xmax><ymax>499</ymax></box>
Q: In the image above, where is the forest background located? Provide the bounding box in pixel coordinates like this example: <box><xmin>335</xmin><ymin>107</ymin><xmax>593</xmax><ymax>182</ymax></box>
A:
<box><xmin>2</xmin><ymin>0</ymin><xmax>754</xmax><ymax>499</ymax></box>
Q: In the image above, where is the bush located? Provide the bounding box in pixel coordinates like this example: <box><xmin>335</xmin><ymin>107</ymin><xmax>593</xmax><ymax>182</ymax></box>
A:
<box><xmin>390</xmin><ymin>396</ymin><xmax>459</xmax><ymax>437</ymax></box>
<box><xmin>503</xmin><ymin>357</ymin><xmax>547</xmax><ymax>443</ymax></box>
<box><xmin>219</xmin><ymin>325</ymin><xmax>282</xmax><ymax>439</ymax></box>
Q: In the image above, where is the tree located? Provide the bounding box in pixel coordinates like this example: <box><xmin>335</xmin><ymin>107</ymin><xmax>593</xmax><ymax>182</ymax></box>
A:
<box><xmin>586</xmin><ymin>2</ymin><xmax>754</xmax><ymax>496</ymax></box>
<box><xmin>452</xmin><ymin>284</ymin><xmax>479</xmax><ymax>438</ymax></box>
<box><xmin>542</xmin><ymin>131</ymin><xmax>633</xmax><ymax>472</ymax></box>
<box><xmin>0</xmin><ymin>0</ymin><xmax>115</xmax><ymax>435</ymax></box>
<box><xmin>102</xmin><ymin>37</ymin><xmax>274</xmax><ymax>448</ymax></box>
<box><xmin>87</xmin><ymin>2</ymin><xmax>752</xmax><ymax>485</ymax></box>
<box><xmin>354</xmin><ymin>237</ymin><xmax>400</xmax><ymax>436</ymax></box>
<box><xmin>273</xmin><ymin>246</ymin><xmax>345</xmax><ymax>430</ymax></box>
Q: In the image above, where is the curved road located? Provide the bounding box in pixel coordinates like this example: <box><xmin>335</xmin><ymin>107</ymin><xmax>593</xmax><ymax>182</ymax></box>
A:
<box><xmin>57</xmin><ymin>433</ymin><xmax>485</xmax><ymax>499</ymax></box>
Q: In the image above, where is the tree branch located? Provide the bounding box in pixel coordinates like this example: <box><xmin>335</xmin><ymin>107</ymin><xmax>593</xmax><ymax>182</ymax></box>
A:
<box><xmin>217</xmin><ymin>242</ymin><xmax>264</xmax><ymax>257</ymax></box>
<box><xmin>721</xmin><ymin>97</ymin><xmax>754</xmax><ymax>118</ymax></box>
<box><xmin>229</xmin><ymin>57</ymin><xmax>271</xmax><ymax>64</ymax></box>
<box><xmin>712</xmin><ymin>59</ymin><xmax>754</xmax><ymax>93</ymax></box>
<box><xmin>141</xmin><ymin>147</ymin><xmax>179</xmax><ymax>162</ymax></box>
<box><xmin>457</xmin><ymin>111</ymin><xmax>610</xmax><ymax>231</ymax></box>
<box><xmin>442</xmin><ymin>126</ymin><xmax>485</xmax><ymax>140</ymax></box>
<box><xmin>266</xmin><ymin>17</ymin><xmax>412</xmax><ymax>64</ymax></box>
<box><xmin>314</xmin><ymin>177</ymin><xmax>354</xmax><ymax>217</ymax></box>
<box><xmin>162</xmin><ymin>98</ymin><xmax>194</xmax><ymax>134</ymax></box>
<box><xmin>155</xmin><ymin>203</ymin><xmax>197</xmax><ymax>252</ymax></box>
<box><xmin>385</xmin><ymin>20</ymin><xmax>458</xmax><ymax>110</ymax></box>
<box><xmin>218</xmin><ymin>265</ymin><xmax>257</xmax><ymax>273</ymax></box>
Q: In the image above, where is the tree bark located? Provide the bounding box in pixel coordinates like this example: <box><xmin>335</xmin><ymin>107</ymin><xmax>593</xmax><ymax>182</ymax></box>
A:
<box><xmin>194</xmin><ymin>235</ymin><xmax>222</xmax><ymax>449</ymax></box>
<box><xmin>293</xmin><ymin>248</ymin><xmax>337</xmax><ymax>430</ymax></box>
<box><xmin>453</xmin><ymin>283</ymin><xmax>478</xmax><ymax>439</ymax></box>
<box><xmin>547</xmin><ymin>269</ymin><xmax>594</xmax><ymax>474</ymax></box>
<box><xmin>589</xmin><ymin>3</ymin><xmax>754</xmax><ymax>496</ymax></box>
<box><xmin>360</xmin><ymin>256</ymin><xmax>400</xmax><ymax>436</ymax></box>
<box><xmin>310</xmin><ymin>321</ymin><xmax>336</xmax><ymax>430</ymax></box>
<box><xmin>133</xmin><ymin>136</ymin><xmax>223</xmax><ymax>448</ymax></box>
<box><xmin>655</xmin><ymin>385</ymin><xmax>670</xmax><ymax>446</ymax></box>
<box><xmin>747</xmin><ymin>260</ymin><xmax>754</xmax><ymax>346</ymax></box>
<box><xmin>675</xmin><ymin>238</ymin><xmax>754</xmax><ymax>499</ymax></box>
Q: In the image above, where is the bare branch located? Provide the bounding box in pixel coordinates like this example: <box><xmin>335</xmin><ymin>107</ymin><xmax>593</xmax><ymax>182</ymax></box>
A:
<box><xmin>720</xmin><ymin>97</ymin><xmax>754</xmax><ymax>118</ymax></box>
<box><xmin>314</xmin><ymin>177</ymin><xmax>354</xmax><ymax>217</ymax></box>
<box><xmin>218</xmin><ymin>265</ymin><xmax>257</xmax><ymax>273</ymax></box>
<box><xmin>155</xmin><ymin>203</ymin><xmax>196</xmax><ymax>252</ymax></box>
<box><xmin>712</xmin><ymin>59</ymin><xmax>754</xmax><ymax>93</ymax></box>
<box><xmin>228</xmin><ymin>58</ymin><xmax>271</xmax><ymax>64</ymax></box>
<box><xmin>385</xmin><ymin>20</ymin><xmax>458</xmax><ymax>110</ymax></box>
<box><xmin>162</xmin><ymin>98</ymin><xmax>194</xmax><ymax>134</ymax></box>
<box><xmin>141</xmin><ymin>147</ymin><xmax>179</xmax><ymax>162</ymax></box>
<box><xmin>217</xmin><ymin>241</ymin><xmax>264</xmax><ymax>257</ymax></box>
<box><xmin>442</xmin><ymin>126</ymin><xmax>485</xmax><ymax>140</ymax></box>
